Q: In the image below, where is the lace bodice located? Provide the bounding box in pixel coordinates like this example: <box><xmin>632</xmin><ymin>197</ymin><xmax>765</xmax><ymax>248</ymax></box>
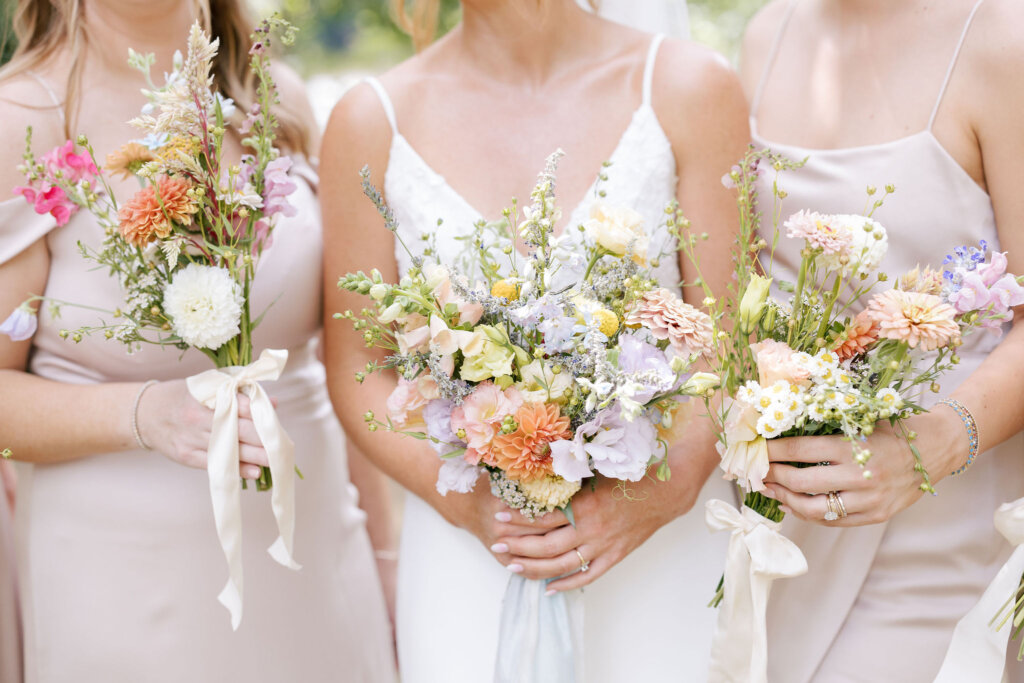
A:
<box><xmin>363</xmin><ymin>35</ymin><xmax>681</xmax><ymax>291</ymax></box>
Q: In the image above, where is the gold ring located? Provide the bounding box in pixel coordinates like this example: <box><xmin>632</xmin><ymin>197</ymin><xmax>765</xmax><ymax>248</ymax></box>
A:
<box><xmin>824</xmin><ymin>492</ymin><xmax>839</xmax><ymax>522</ymax></box>
<box><xmin>574</xmin><ymin>549</ymin><xmax>590</xmax><ymax>573</ymax></box>
<box><xmin>835</xmin><ymin>492</ymin><xmax>848</xmax><ymax>519</ymax></box>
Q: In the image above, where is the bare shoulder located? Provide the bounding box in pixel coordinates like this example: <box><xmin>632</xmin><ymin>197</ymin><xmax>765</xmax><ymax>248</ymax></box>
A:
<box><xmin>739</xmin><ymin>0</ymin><xmax>795</xmax><ymax>95</ymax></box>
<box><xmin>652</xmin><ymin>39</ymin><xmax>749</xmax><ymax>145</ymax></box>
<box><xmin>969</xmin><ymin>0</ymin><xmax>1024</xmax><ymax>79</ymax></box>
<box><xmin>320</xmin><ymin>78</ymin><xmax>394</xmax><ymax>200</ymax></box>
<box><xmin>0</xmin><ymin>73</ymin><xmax>66</xmax><ymax>196</ymax></box>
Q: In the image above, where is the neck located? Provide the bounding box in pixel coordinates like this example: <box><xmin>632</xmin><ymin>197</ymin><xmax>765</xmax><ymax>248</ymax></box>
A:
<box><xmin>454</xmin><ymin>0</ymin><xmax>596</xmax><ymax>85</ymax></box>
<box><xmin>81</xmin><ymin>0</ymin><xmax>199</xmax><ymax>77</ymax></box>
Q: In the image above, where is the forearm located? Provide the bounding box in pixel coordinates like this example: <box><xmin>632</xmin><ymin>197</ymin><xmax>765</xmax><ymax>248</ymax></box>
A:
<box><xmin>661</xmin><ymin>402</ymin><xmax>721</xmax><ymax>519</ymax></box>
<box><xmin>0</xmin><ymin>369</ymin><xmax>141</xmax><ymax>462</ymax></box>
<box><xmin>346</xmin><ymin>437</ymin><xmax>397</xmax><ymax>553</ymax></box>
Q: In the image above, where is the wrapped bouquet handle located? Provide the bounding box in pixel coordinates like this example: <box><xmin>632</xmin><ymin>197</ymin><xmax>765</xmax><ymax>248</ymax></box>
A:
<box><xmin>187</xmin><ymin>348</ymin><xmax>301</xmax><ymax>629</ymax></box>
<box><xmin>494</xmin><ymin>576</ymin><xmax>584</xmax><ymax>683</ymax></box>
<box><xmin>934</xmin><ymin>498</ymin><xmax>1024</xmax><ymax>682</ymax></box>
<box><xmin>706</xmin><ymin>499</ymin><xmax>808</xmax><ymax>683</ymax></box>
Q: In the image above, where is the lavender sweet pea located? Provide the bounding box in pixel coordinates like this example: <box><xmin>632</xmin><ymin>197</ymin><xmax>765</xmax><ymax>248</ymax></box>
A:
<box><xmin>0</xmin><ymin>304</ymin><xmax>38</xmax><ymax>342</ymax></box>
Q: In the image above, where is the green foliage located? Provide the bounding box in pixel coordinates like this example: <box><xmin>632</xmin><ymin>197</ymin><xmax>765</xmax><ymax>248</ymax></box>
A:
<box><xmin>1</xmin><ymin>0</ymin><xmax>15</xmax><ymax>67</ymax></box>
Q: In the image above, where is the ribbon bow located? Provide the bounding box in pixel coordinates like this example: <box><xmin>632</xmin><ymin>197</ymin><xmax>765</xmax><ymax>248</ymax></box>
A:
<box><xmin>705</xmin><ymin>498</ymin><xmax>808</xmax><ymax>683</ymax></box>
<box><xmin>934</xmin><ymin>497</ymin><xmax>1024</xmax><ymax>682</ymax></box>
<box><xmin>187</xmin><ymin>348</ymin><xmax>301</xmax><ymax>630</ymax></box>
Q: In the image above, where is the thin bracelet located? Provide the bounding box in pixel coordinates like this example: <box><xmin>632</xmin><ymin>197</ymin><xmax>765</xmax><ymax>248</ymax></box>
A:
<box><xmin>131</xmin><ymin>380</ymin><xmax>158</xmax><ymax>451</ymax></box>
<box><xmin>374</xmin><ymin>549</ymin><xmax>399</xmax><ymax>562</ymax></box>
<box><xmin>938</xmin><ymin>398</ymin><xmax>979</xmax><ymax>476</ymax></box>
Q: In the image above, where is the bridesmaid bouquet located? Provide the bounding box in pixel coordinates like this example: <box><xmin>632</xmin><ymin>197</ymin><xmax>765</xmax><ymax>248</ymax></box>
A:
<box><xmin>339</xmin><ymin>151</ymin><xmax>717</xmax><ymax>680</ymax></box>
<box><xmin>694</xmin><ymin>148</ymin><xmax>1024</xmax><ymax>683</ymax></box>
<box><xmin>1</xmin><ymin>18</ymin><xmax>303</xmax><ymax>629</ymax></box>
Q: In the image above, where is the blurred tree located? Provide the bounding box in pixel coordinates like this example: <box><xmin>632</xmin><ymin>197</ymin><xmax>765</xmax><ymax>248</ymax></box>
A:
<box><xmin>1</xmin><ymin>0</ymin><xmax>15</xmax><ymax>67</ymax></box>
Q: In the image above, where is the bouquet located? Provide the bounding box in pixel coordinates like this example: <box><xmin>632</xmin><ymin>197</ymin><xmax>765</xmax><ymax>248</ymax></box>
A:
<box><xmin>692</xmin><ymin>148</ymin><xmax>1024</xmax><ymax>683</ymax></box>
<box><xmin>339</xmin><ymin>151</ymin><xmax>718</xmax><ymax>680</ymax></box>
<box><xmin>1</xmin><ymin>18</ymin><xmax>304</xmax><ymax>629</ymax></box>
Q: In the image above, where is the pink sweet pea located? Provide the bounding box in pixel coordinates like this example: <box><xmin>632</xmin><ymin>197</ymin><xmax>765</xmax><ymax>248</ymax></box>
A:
<box><xmin>14</xmin><ymin>184</ymin><xmax>76</xmax><ymax>226</ymax></box>
<box><xmin>41</xmin><ymin>140</ymin><xmax>98</xmax><ymax>183</ymax></box>
<box><xmin>977</xmin><ymin>251</ymin><xmax>1009</xmax><ymax>287</ymax></box>
<box><xmin>263</xmin><ymin>157</ymin><xmax>298</xmax><ymax>219</ymax></box>
<box><xmin>949</xmin><ymin>271</ymin><xmax>993</xmax><ymax>314</ymax></box>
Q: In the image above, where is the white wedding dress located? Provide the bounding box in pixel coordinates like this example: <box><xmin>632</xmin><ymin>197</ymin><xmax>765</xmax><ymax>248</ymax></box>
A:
<box><xmin>360</xmin><ymin>33</ymin><xmax>731</xmax><ymax>682</ymax></box>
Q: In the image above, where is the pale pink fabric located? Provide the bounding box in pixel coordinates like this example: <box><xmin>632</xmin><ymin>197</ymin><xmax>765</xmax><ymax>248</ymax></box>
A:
<box><xmin>0</xmin><ymin>465</ymin><xmax>21</xmax><ymax>683</ymax></box>
<box><xmin>750</xmin><ymin>2</ymin><xmax>1024</xmax><ymax>680</ymax></box>
<box><xmin>0</xmin><ymin>160</ymin><xmax>396</xmax><ymax>682</ymax></box>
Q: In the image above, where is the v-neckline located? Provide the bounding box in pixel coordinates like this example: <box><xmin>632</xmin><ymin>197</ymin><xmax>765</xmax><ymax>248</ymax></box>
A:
<box><xmin>388</xmin><ymin>103</ymin><xmax>656</xmax><ymax>259</ymax></box>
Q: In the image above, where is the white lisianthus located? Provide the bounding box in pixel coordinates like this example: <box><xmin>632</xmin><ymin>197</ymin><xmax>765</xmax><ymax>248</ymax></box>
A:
<box><xmin>583</xmin><ymin>203</ymin><xmax>649</xmax><ymax>264</ymax></box>
<box><xmin>162</xmin><ymin>263</ymin><xmax>243</xmax><ymax>349</ymax></box>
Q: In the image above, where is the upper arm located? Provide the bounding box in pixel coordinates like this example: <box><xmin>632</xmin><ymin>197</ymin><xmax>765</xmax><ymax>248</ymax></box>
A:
<box><xmin>319</xmin><ymin>82</ymin><xmax>399</xmax><ymax>388</ymax></box>
<box><xmin>0</xmin><ymin>79</ymin><xmax>65</xmax><ymax>371</ymax></box>
<box><xmin>653</xmin><ymin>40</ymin><xmax>751</xmax><ymax>305</ymax></box>
<box><xmin>972</xmin><ymin>0</ymin><xmax>1024</xmax><ymax>313</ymax></box>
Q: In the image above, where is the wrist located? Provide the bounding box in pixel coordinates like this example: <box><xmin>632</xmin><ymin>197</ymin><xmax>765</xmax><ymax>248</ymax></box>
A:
<box><xmin>916</xmin><ymin>406</ymin><xmax>972</xmax><ymax>482</ymax></box>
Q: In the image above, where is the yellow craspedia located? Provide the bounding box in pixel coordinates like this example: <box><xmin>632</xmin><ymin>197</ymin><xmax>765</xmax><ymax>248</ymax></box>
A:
<box><xmin>491</xmin><ymin>278</ymin><xmax>521</xmax><ymax>302</ymax></box>
<box><xmin>593</xmin><ymin>308</ymin><xmax>619</xmax><ymax>337</ymax></box>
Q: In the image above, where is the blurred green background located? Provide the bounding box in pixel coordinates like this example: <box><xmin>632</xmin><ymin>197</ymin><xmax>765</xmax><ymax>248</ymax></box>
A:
<box><xmin>1</xmin><ymin>1</ymin><xmax>764</xmax><ymax>73</ymax></box>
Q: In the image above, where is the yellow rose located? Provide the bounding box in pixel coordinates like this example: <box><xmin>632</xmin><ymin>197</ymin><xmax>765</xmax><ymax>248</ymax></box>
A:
<box><xmin>460</xmin><ymin>324</ymin><xmax>517</xmax><ymax>383</ymax></box>
<box><xmin>582</xmin><ymin>203</ymin><xmax>649</xmax><ymax>264</ymax></box>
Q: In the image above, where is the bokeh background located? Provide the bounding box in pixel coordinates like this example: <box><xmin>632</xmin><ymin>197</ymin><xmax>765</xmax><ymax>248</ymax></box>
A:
<box><xmin>1</xmin><ymin>1</ymin><xmax>765</xmax><ymax>124</ymax></box>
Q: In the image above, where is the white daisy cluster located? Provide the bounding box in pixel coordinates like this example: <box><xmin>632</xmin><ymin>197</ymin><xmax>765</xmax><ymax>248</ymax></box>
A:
<box><xmin>740</xmin><ymin>349</ymin><xmax>905</xmax><ymax>441</ymax></box>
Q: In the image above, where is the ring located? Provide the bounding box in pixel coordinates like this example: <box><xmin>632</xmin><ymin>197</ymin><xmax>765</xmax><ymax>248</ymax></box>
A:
<box><xmin>574</xmin><ymin>549</ymin><xmax>590</xmax><ymax>573</ymax></box>
<box><xmin>835</xmin><ymin>492</ymin><xmax>848</xmax><ymax>519</ymax></box>
<box><xmin>824</xmin><ymin>492</ymin><xmax>839</xmax><ymax>522</ymax></box>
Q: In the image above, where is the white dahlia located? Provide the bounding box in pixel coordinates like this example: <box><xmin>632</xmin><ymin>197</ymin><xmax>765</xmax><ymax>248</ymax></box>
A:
<box><xmin>163</xmin><ymin>263</ymin><xmax>243</xmax><ymax>349</ymax></box>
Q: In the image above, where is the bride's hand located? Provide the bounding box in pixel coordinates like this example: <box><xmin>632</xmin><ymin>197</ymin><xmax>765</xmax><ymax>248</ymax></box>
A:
<box><xmin>437</xmin><ymin>481</ymin><xmax>571</xmax><ymax>557</ymax></box>
<box><xmin>135</xmin><ymin>380</ymin><xmax>270</xmax><ymax>480</ymax></box>
<box><xmin>491</xmin><ymin>468</ymin><xmax>702</xmax><ymax>593</ymax></box>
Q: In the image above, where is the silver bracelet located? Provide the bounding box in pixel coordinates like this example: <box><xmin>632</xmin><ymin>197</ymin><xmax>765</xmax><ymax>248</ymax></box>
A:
<box><xmin>131</xmin><ymin>380</ymin><xmax>158</xmax><ymax>451</ymax></box>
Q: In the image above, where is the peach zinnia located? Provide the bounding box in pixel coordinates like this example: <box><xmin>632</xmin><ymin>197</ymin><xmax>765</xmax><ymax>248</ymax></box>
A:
<box><xmin>118</xmin><ymin>176</ymin><xmax>197</xmax><ymax>246</ymax></box>
<box><xmin>624</xmin><ymin>288</ymin><xmax>714</xmax><ymax>357</ymax></box>
<box><xmin>866</xmin><ymin>290</ymin><xmax>960</xmax><ymax>351</ymax></box>
<box><xmin>832</xmin><ymin>309</ymin><xmax>879</xmax><ymax>361</ymax></box>
<box><xmin>489</xmin><ymin>403</ymin><xmax>572</xmax><ymax>483</ymax></box>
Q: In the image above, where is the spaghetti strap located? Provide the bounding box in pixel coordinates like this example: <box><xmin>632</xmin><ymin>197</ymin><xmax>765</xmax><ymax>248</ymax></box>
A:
<box><xmin>749</xmin><ymin>0</ymin><xmax>801</xmax><ymax>123</ymax></box>
<box><xmin>927</xmin><ymin>0</ymin><xmax>986</xmax><ymax>130</ymax></box>
<box><xmin>361</xmin><ymin>76</ymin><xmax>399</xmax><ymax>136</ymax></box>
<box><xmin>641</xmin><ymin>34</ymin><xmax>666</xmax><ymax>107</ymax></box>
<box><xmin>25</xmin><ymin>70</ymin><xmax>66</xmax><ymax>129</ymax></box>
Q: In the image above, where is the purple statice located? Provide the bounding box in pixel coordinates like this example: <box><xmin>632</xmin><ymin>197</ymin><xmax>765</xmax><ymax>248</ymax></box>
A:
<box><xmin>550</xmin><ymin>406</ymin><xmax>659</xmax><ymax>482</ymax></box>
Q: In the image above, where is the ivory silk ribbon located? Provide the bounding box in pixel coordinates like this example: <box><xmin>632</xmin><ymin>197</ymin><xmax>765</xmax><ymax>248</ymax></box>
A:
<box><xmin>934</xmin><ymin>498</ymin><xmax>1024</xmax><ymax>682</ymax></box>
<box><xmin>187</xmin><ymin>348</ymin><xmax>301</xmax><ymax>630</ymax></box>
<box><xmin>493</xmin><ymin>576</ymin><xmax>584</xmax><ymax>683</ymax></box>
<box><xmin>705</xmin><ymin>499</ymin><xmax>808</xmax><ymax>683</ymax></box>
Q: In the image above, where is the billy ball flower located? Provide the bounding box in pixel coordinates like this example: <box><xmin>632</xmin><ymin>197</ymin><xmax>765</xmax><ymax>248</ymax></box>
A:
<box><xmin>624</xmin><ymin>288</ymin><xmax>714</xmax><ymax>357</ymax></box>
<box><xmin>162</xmin><ymin>264</ymin><xmax>243</xmax><ymax>349</ymax></box>
<box><xmin>118</xmin><ymin>176</ymin><xmax>198</xmax><ymax>247</ymax></box>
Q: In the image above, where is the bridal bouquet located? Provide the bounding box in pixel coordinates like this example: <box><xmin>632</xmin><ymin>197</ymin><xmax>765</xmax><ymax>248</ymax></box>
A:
<box><xmin>1</xmin><ymin>18</ymin><xmax>303</xmax><ymax>629</ymax></box>
<box><xmin>693</xmin><ymin>148</ymin><xmax>1024</xmax><ymax>683</ymax></box>
<box><xmin>339</xmin><ymin>151</ymin><xmax>717</xmax><ymax>681</ymax></box>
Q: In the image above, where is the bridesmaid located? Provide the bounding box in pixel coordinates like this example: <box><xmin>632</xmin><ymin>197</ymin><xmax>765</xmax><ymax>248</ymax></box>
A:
<box><xmin>321</xmin><ymin>0</ymin><xmax>747</xmax><ymax>680</ymax></box>
<box><xmin>740</xmin><ymin>0</ymin><xmax>1024</xmax><ymax>680</ymax></box>
<box><xmin>0</xmin><ymin>0</ymin><xmax>395</xmax><ymax>680</ymax></box>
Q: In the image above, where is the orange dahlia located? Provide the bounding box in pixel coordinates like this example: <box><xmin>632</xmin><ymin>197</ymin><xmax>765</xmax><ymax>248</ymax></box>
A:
<box><xmin>832</xmin><ymin>309</ymin><xmax>879</xmax><ymax>361</ymax></box>
<box><xmin>489</xmin><ymin>403</ymin><xmax>572</xmax><ymax>483</ymax></box>
<box><xmin>118</xmin><ymin>176</ymin><xmax>197</xmax><ymax>247</ymax></box>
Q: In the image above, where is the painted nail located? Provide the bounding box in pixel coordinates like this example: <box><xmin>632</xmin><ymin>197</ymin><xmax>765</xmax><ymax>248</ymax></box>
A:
<box><xmin>508</xmin><ymin>563</ymin><xmax>524</xmax><ymax>574</ymax></box>
<box><xmin>494</xmin><ymin>511</ymin><xmax>512</xmax><ymax>523</ymax></box>
<box><xmin>545</xmin><ymin>589</ymin><xmax>557</xmax><ymax>597</ymax></box>
<box><xmin>490</xmin><ymin>543</ymin><xmax>509</xmax><ymax>553</ymax></box>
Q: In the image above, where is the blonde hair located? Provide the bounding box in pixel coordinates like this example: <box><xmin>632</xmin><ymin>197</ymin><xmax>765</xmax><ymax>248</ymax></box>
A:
<box><xmin>1</xmin><ymin>0</ymin><xmax>314</xmax><ymax>157</ymax></box>
<box><xmin>391</xmin><ymin>0</ymin><xmax>598</xmax><ymax>52</ymax></box>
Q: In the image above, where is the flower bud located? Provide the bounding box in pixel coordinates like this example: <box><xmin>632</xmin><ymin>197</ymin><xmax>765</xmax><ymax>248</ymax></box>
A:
<box><xmin>738</xmin><ymin>274</ymin><xmax>772</xmax><ymax>334</ymax></box>
<box><xmin>369</xmin><ymin>284</ymin><xmax>388</xmax><ymax>301</ymax></box>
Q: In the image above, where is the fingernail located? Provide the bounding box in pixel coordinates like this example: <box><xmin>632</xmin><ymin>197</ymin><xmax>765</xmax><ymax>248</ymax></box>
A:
<box><xmin>490</xmin><ymin>543</ymin><xmax>509</xmax><ymax>553</ymax></box>
<box><xmin>494</xmin><ymin>511</ymin><xmax>512</xmax><ymax>523</ymax></box>
<box><xmin>507</xmin><ymin>563</ymin><xmax>523</xmax><ymax>574</ymax></box>
<box><xmin>545</xmin><ymin>589</ymin><xmax>557</xmax><ymax>597</ymax></box>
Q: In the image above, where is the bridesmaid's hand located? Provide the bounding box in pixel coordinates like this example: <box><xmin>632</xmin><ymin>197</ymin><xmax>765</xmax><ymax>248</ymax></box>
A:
<box><xmin>491</xmin><ymin>467</ymin><xmax>703</xmax><ymax>593</ymax></box>
<box><xmin>135</xmin><ymin>380</ymin><xmax>270</xmax><ymax>480</ymax></box>
<box><xmin>762</xmin><ymin>408</ymin><xmax>967</xmax><ymax>526</ymax></box>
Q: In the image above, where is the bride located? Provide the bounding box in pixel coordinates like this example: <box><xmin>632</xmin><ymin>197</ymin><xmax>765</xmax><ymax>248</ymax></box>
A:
<box><xmin>321</xmin><ymin>1</ymin><xmax>744</xmax><ymax>680</ymax></box>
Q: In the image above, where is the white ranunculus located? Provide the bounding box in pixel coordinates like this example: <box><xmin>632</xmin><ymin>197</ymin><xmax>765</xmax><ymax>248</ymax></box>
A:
<box><xmin>162</xmin><ymin>263</ymin><xmax>243</xmax><ymax>349</ymax></box>
<box><xmin>582</xmin><ymin>203</ymin><xmax>649</xmax><ymax>263</ymax></box>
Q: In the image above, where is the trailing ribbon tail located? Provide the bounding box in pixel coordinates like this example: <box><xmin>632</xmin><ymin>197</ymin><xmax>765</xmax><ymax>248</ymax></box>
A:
<box><xmin>705</xmin><ymin>498</ymin><xmax>808</xmax><ymax>683</ymax></box>
<box><xmin>187</xmin><ymin>348</ymin><xmax>301</xmax><ymax>630</ymax></box>
<box><xmin>934</xmin><ymin>498</ymin><xmax>1024</xmax><ymax>682</ymax></box>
